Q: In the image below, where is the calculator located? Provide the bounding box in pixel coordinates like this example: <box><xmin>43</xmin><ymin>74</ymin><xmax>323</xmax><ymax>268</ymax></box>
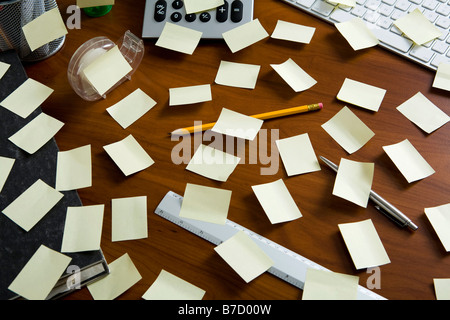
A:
<box><xmin>142</xmin><ymin>0</ymin><xmax>255</xmax><ymax>39</ymax></box>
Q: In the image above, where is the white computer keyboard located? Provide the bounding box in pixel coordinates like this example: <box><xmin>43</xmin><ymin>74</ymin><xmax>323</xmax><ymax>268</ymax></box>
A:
<box><xmin>142</xmin><ymin>0</ymin><xmax>254</xmax><ymax>39</ymax></box>
<box><xmin>279</xmin><ymin>0</ymin><xmax>450</xmax><ymax>70</ymax></box>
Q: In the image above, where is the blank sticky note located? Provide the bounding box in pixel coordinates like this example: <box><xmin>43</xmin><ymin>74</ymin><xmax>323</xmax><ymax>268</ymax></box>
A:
<box><xmin>271</xmin><ymin>20</ymin><xmax>315</xmax><ymax>44</ymax></box>
<box><xmin>214</xmin><ymin>231</ymin><xmax>274</xmax><ymax>283</ymax></box>
<box><xmin>87</xmin><ymin>253</ymin><xmax>142</xmax><ymax>300</ymax></box>
<box><xmin>0</xmin><ymin>78</ymin><xmax>54</xmax><ymax>118</ymax></box>
<box><xmin>142</xmin><ymin>269</ymin><xmax>206</xmax><ymax>300</ymax></box>
<box><xmin>222</xmin><ymin>19</ymin><xmax>269</xmax><ymax>53</ymax></box>
<box><xmin>8</xmin><ymin>245</ymin><xmax>71</xmax><ymax>300</ymax></box>
<box><xmin>9</xmin><ymin>113</ymin><xmax>64</xmax><ymax>154</ymax></box>
<box><xmin>2</xmin><ymin>179</ymin><xmax>63</xmax><ymax>232</ymax></box>
<box><xmin>82</xmin><ymin>46</ymin><xmax>132</xmax><ymax>96</ymax></box>
<box><xmin>425</xmin><ymin>204</ymin><xmax>450</xmax><ymax>252</ymax></box>
<box><xmin>156</xmin><ymin>22</ymin><xmax>202</xmax><ymax>55</ymax></box>
<box><xmin>252</xmin><ymin>179</ymin><xmax>302</xmax><ymax>224</ymax></box>
<box><xmin>0</xmin><ymin>156</ymin><xmax>15</xmax><ymax>193</ymax></box>
<box><xmin>112</xmin><ymin>196</ymin><xmax>148</xmax><ymax>242</ymax></box>
<box><xmin>335</xmin><ymin>18</ymin><xmax>379</xmax><ymax>50</ymax></box>
<box><xmin>169</xmin><ymin>84</ymin><xmax>212</xmax><ymax>106</ymax></box>
<box><xmin>276</xmin><ymin>133</ymin><xmax>320</xmax><ymax>176</ymax></box>
<box><xmin>211</xmin><ymin>108</ymin><xmax>263</xmax><ymax>140</ymax></box>
<box><xmin>107</xmin><ymin>89</ymin><xmax>157</xmax><ymax>129</ymax></box>
<box><xmin>434</xmin><ymin>279</ymin><xmax>450</xmax><ymax>300</ymax></box>
<box><xmin>338</xmin><ymin>219</ymin><xmax>390</xmax><ymax>270</ymax></box>
<box><xmin>183</xmin><ymin>0</ymin><xmax>224</xmax><ymax>14</ymax></box>
<box><xmin>433</xmin><ymin>63</ymin><xmax>450</xmax><ymax>92</ymax></box>
<box><xmin>180</xmin><ymin>183</ymin><xmax>231</xmax><ymax>225</ymax></box>
<box><xmin>302</xmin><ymin>268</ymin><xmax>359</xmax><ymax>300</ymax></box>
<box><xmin>22</xmin><ymin>8</ymin><xmax>68</xmax><ymax>52</ymax></box>
<box><xmin>215</xmin><ymin>61</ymin><xmax>261</xmax><ymax>89</ymax></box>
<box><xmin>397</xmin><ymin>92</ymin><xmax>449</xmax><ymax>134</ymax></box>
<box><xmin>186</xmin><ymin>144</ymin><xmax>240</xmax><ymax>182</ymax></box>
<box><xmin>61</xmin><ymin>205</ymin><xmax>105</xmax><ymax>253</ymax></box>
<box><xmin>0</xmin><ymin>61</ymin><xmax>10</xmax><ymax>79</ymax></box>
<box><xmin>394</xmin><ymin>8</ymin><xmax>442</xmax><ymax>45</ymax></box>
<box><xmin>337</xmin><ymin>78</ymin><xmax>386</xmax><ymax>112</ymax></box>
<box><xmin>271</xmin><ymin>58</ymin><xmax>317</xmax><ymax>92</ymax></box>
<box><xmin>321</xmin><ymin>106</ymin><xmax>375</xmax><ymax>154</ymax></box>
<box><xmin>56</xmin><ymin>145</ymin><xmax>92</xmax><ymax>191</ymax></box>
<box><xmin>382</xmin><ymin>139</ymin><xmax>434</xmax><ymax>183</ymax></box>
<box><xmin>333</xmin><ymin>158</ymin><xmax>374</xmax><ymax>208</ymax></box>
<box><xmin>103</xmin><ymin>134</ymin><xmax>155</xmax><ymax>176</ymax></box>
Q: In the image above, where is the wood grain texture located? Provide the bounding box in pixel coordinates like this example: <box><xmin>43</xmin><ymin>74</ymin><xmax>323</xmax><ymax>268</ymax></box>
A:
<box><xmin>22</xmin><ymin>0</ymin><xmax>450</xmax><ymax>300</ymax></box>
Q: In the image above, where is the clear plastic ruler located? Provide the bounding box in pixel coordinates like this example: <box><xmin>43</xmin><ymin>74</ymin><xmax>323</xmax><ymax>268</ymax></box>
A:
<box><xmin>155</xmin><ymin>191</ymin><xmax>386</xmax><ymax>300</ymax></box>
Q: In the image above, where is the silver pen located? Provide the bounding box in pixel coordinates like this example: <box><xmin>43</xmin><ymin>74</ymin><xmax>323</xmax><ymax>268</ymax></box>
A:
<box><xmin>319</xmin><ymin>156</ymin><xmax>418</xmax><ymax>231</ymax></box>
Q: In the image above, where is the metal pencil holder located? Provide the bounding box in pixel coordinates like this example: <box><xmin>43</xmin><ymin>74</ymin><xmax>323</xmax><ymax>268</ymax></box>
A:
<box><xmin>0</xmin><ymin>0</ymin><xmax>65</xmax><ymax>61</ymax></box>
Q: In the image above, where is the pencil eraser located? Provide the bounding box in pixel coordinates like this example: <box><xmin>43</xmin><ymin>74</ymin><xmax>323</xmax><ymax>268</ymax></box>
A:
<box><xmin>319</xmin><ymin>103</ymin><xmax>323</xmax><ymax>109</ymax></box>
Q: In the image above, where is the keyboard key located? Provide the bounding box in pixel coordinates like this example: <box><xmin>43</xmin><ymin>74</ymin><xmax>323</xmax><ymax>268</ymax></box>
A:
<box><xmin>395</xmin><ymin>0</ymin><xmax>410</xmax><ymax>10</ymax></box>
<box><xmin>379</xmin><ymin>4</ymin><xmax>394</xmax><ymax>15</ymax></box>
<box><xmin>431</xmin><ymin>54</ymin><xmax>450</xmax><ymax>67</ymax></box>
<box><xmin>172</xmin><ymin>0</ymin><xmax>183</xmax><ymax>9</ymax></box>
<box><xmin>432</xmin><ymin>40</ymin><xmax>449</xmax><ymax>53</ymax></box>
<box><xmin>217</xmin><ymin>1</ymin><xmax>229</xmax><ymax>22</ymax></box>
<box><xmin>436</xmin><ymin>3</ymin><xmax>450</xmax><ymax>15</ymax></box>
<box><xmin>154</xmin><ymin>0</ymin><xmax>167</xmax><ymax>22</ymax></box>
<box><xmin>185</xmin><ymin>13</ymin><xmax>196</xmax><ymax>22</ymax></box>
<box><xmin>171</xmin><ymin>12</ymin><xmax>182</xmax><ymax>22</ymax></box>
<box><xmin>372</xmin><ymin>27</ymin><xmax>414</xmax><ymax>52</ymax></box>
<box><xmin>296</xmin><ymin>0</ymin><xmax>317</xmax><ymax>8</ymax></box>
<box><xmin>377</xmin><ymin>16</ymin><xmax>393</xmax><ymax>27</ymax></box>
<box><xmin>311</xmin><ymin>0</ymin><xmax>336</xmax><ymax>16</ymax></box>
<box><xmin>200</xmin><ymin>12</ymin><xmax>211</xmax><ymax>22</ymax></box>
<box><xmin>410</xmin><ymin>45</ymin><xmax>435</xmax><ymax>61</ymax></box>
<box><xmin>330</xmin><ymin>7</ymin><xmax>354</xmax><ymax>21</ymax></box>
<box><xmin>231</xmin><ymin>0</ymin><xmax>244</xmax><ymax>22</ymax></box>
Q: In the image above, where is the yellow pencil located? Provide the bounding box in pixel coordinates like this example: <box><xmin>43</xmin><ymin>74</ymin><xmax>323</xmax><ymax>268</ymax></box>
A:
<box><xmin>171</xmin><ymin>103</ymin><xmax>323</xmax><ymax>135</ymax></box>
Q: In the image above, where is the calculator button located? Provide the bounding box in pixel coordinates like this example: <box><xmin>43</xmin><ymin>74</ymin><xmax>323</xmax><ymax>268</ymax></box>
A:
<box><xmin>185</xmin><ymin>13</ymin><xmax>196</xmax><ymax>22</ymax></box>
<box><xmin>199</xmin><ymin>12</ymin><xmax>211</xmax><ymax>22</ymax></box>
<box><xmin>171</xmin><ymin>12</ymin><xmax>182</xmax><ymax>22</ymax></box>
<box><xmin>154</xmin><ymin>0</ymin><xmax>167</xmax><ymax>22</ymax></box>
<box><xmin>231</xmin><ymin>0</ymin><xmax>244</xmax><ymax>22</ymax></box>
<box><xmin>216</xmin><ymin>1</ymin><xmax>229</xmax><ymax>23</ymax></box>
<box><xmin>172</xmin><ymin>0</ymin><xmax>183</xmax><ymax>9</ymax></box>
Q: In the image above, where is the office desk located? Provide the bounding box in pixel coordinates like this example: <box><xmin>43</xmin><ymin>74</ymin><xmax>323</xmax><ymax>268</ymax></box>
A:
<box><xmin>22</xmin><ymin>0</ymin><xmax>449</xmax><ymax>300</ymax></box>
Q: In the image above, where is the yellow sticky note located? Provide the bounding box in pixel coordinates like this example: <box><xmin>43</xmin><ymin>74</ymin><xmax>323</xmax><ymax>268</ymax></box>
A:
<box><xmin>222</xmin><ymin>19</ymin><xmax>269</xmax><ymax>53</ymax></box>
<box><xmin>61</xmin><ymin>205</ymin><xmax>105</xmax><ymax>253</ymax></box>
<box><xmin>321</xmin><ymin>106</ymin><xmax>375</xmax><ymax>154</ymax></box>
<box><xmin>338</xmin><ymin>219</ymin><xmax>390</xmax><ymax>270</ymax></box>
<box><xmin>82</xmin><ymin>46</ymin><xmax>132</xmax><ymax>96</ymax></box>
<box><xmin>433</xmin><ymin>63</ymin><xmax>450</xmax><ymax>92</ymax></box>
<box><xmin>87</xmin><ymin>253</ymin><xmax>142</xmax><ymax>300</ymax></box>
<box><xmin>179</xmin><ymin>183</ymin><xmax>232</xmax><ymax>225</ymax></box>
<box><xmin>252</xmin><ymin>179</ymin><xmax>302</xmax><ymax>224</ymax></box>
<box><xmin>303</xmin><ymin>268</ymin><xmax>359</xmax><ymax>300</ymax></box>
<box><xmin>335</xmin><ymin>18</ymin><xmax>379</xmax><ymax>50</ymax></box>
<box><xmin>337</xmin><ymin>78</ymin><xmax>386</xmax><ymax>112</ymax></box>
<box><xmin>112</xmin><ymin>196</ymin><xmax>148</xmax><ymax>242</ymax></box>
<box><xmin>215</xmin><ymin>60</ymin><xmax>261</xmax><ymax>89</ymax></box>
<box><xmin>434</xmin><ymin>279</ymin><xmax>450</xmax><ymax>300</ymax></box>
<box><xmin>22</xmin><ymin>8</ymin><xmax>68</xmax><ymax>52</ymax></box>
<box><xmin>271</xmin><ymin>58</ymin><xmax>317</xmax><ymax>92</ymax></box>
<box><xmin>143</xmin><ymin>269</ymin><xmax>206</xmax><ymax>300</ymax></box>
<box><xmin>103</xmin><ymin>134</ymin><xmax>155</xmax><ymax>176</ymax></box>
<box><xmin>156</xmin><ymin>22</ymin><xmax>202</xmax><ymax>55</ymax></box>
<box><xmin>186</xmin><ymin>144</ymin><xmax>240</xmax><ymax>182</ymax></box>
<box><xmin>77</xmin><ymin>0</ymin><xmax>115</xmax><ymax>8</ymax></box>
<box><xmin>425</xmin><ymin>204</ymin><xmax>450</xmax><ymax>252</ymax></box>
<box><xmin>183</xmin><ymin>0</ymin><xmax>224</xmax><ymax>14</ymax></box>
<box><xmin>271</xmin><ymin>20</ymin><xmax>316</xmax><ymax>44</ymax></box>
<box><xmin>0</xmin><ymin>156</ymin><xmax>15</xmax><ymax>193</ymax></box>
<box><xmin>8</xmin><ymin>113</ymin><xmax>64</xmax><ymax>154</ymax></box>
<box><xmin>394</xmin><ymin>8</ymin><xmax>442</xmax><ymax>45</ymax></box>
<box><xmin>276</xmin><ymin>133</ymin><xmax>320</xmax><ymax>176</ymax></box>
<box><xmin>8</xmin><ymin>245</ymin><xmax>72</xmax><ymax>300</ymax></box>
<box><xmin>169</xmin><ymin>84</ymin><xmax>212</xmax><ymax>106</ymax></box>
<box><xmin>0</xmin><ymin>78</ymin><xmax>53</xmax><ymax>118</ymax></box>
<box><xmin>0</xmin><ymin>61</ymin><xmax>10</xmax><ymax>79</ymax></box>
<box><xmin>2</xmin><ymin>179</ymin><xmax>64</xmax><ymax>232</ymax></box>
<box><xmin>56</xmin><ymin>145</ymin><xmax>92</xmax><ymax>191</ymax></box>
<box><xmin>212</xmin><ymin>108</ymin><xmax>263</xmax><ymax>141</ymax></box>
<box><xmin>332</xmin><ymin>158</ymin><xmax>374</xmax><ymax>208</ymax></box>
<box><xmin>382</xmin><ymin>139</ymin><xmax>435</xmax><ymax>183</ymax></box>
<box><xmin>214</xmin><ymin>231</ymin><xmax>274</xmax><ymax>283</ymax></box>
<box><xmin>107</xmin><ymin>89</ymin><xmax>157</xmax><ymax>129</ymax></box>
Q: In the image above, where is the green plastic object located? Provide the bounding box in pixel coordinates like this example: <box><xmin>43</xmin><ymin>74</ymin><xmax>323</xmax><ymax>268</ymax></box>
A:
<box><xmin>83</xmin><ymin>5</ymin><xmax>113</xmax><ymax>17</ymax></box>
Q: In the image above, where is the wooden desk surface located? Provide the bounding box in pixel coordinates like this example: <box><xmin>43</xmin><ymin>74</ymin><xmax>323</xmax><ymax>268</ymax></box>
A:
<box><xmin>23</xmin><ymin>0</ymin><xmax>449</xmax><ymax>300</ymax></box>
